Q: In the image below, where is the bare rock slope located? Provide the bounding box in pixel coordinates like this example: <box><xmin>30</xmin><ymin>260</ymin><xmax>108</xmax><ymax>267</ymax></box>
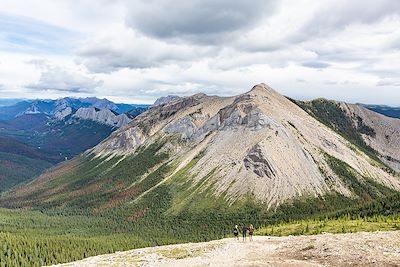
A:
<box><xmin>340</xmin><ymin>102</ymin><xmax>400</xmax><ymax>172</ymax></box>
<box><xmin>55</xmin><ymin>231</ymin><xmax>400</xmax><ymax>267</ymax></box>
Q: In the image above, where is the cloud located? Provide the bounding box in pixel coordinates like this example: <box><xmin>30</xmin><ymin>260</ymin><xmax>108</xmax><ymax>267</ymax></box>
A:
<box><xmin>302</xmin><ymin>61</ymin><xmax>330</xmax><ymax>69</ymax></box>
<box><xmin>77</xmin><ymin>26</ymin><xmax>216</xmax><ymax>72</ymax></box>
<box><xmin>1</xmin><ymin>0</ymin><xmax>400</xmax><ymax>105</ymax></box>
<box><xmin>296</xmin><ymin>78</ymin><xmax>309</xmax><ymax>83</ymax></box>
<box><xmin>377</xmin><ymin>78</ymin><xmax>400</xmax><ymax>87</ymax></box>
<box><xmin>26</xmin><ymin>60</ymin><xmax>103</xmax><ymax>92</ymax></box>
<box><xmin>323</xmin><ymin>80</ymin><xmax>338</xmax><ymax>85</ymax></box>
<box><xmin>292</xmin><ymin>0</ymin><xmax>400</xmax><ymax>42</ymax></box>
<box><xmin>125</xmin><ymin>0</ymin><xmax>277</xmax><ymax>43</ymax></box>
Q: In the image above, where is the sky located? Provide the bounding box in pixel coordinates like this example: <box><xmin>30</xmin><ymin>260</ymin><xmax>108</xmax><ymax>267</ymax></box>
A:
<box><xmin>0</xmin><ymin>0</ymin><xmax>399</xmax><ymax>105</ymax></box>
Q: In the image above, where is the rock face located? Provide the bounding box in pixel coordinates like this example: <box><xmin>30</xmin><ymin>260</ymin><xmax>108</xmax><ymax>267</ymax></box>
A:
<box><xmin>73</xmin><ymin>107</ymin><xmax>132</xmax><ymax>128</ymax></box>
<box><xmin>244</xmin><ymin>145</ymin><xmax>276</xmax><ymax>178</ymax></box>
<box><xmin>54</xmin><ymin>106</ymin><xmax>73</xmax><ymax>120</ymax></box>
<box><xmin>91</xmin><ymin>84</ymin><xmax>400</xmax><ymax>206</ymax></box>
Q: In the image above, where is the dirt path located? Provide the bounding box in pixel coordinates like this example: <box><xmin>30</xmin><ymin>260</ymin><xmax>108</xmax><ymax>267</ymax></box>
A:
<box><xmin>55</xmin><ymin>231</ymin><xmax>400</xmax><ymax>267</ymax></box>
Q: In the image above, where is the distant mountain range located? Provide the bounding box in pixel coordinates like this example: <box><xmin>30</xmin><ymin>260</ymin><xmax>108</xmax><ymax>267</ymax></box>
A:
<box><xmin>0</xmin><ymin>97</ymin><xmax>150</xmax><ymax>192</ymax></box>
<box><xmin>361</xmin><ymin>104</ymin><xmax>400</xmax><ymax>119</ymax></box>
<box><xmin>0</xmin><ymin>97</ymin><xmax>148</xmax><ymax>122</ymax></box>
<box><xmin>0</xmin><ymin>98</ymin><xmax>26</xmax><ymax>107</ymax></box>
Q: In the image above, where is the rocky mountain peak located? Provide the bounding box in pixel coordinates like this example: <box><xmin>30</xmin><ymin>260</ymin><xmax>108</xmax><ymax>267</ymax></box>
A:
<box><xmin>247</xmin><ymin>83</ymin><xmax>276</xmax><ymax>96</ymax></box>
<box><xmin>90</xmin><ymin>84</ymin><xmax>400</xmax><ymax>207</ymax></box>
<box><xmin>73</xmin><ymin>107</ymin><xmax>131</xmax><ymax>128</ymax></box>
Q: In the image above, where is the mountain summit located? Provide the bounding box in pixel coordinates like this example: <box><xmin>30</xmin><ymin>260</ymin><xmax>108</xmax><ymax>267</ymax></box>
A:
<box><xmin>3</xmin><ymin>84</ymin><xmax>399</xmax><ymax>212</ymax></box>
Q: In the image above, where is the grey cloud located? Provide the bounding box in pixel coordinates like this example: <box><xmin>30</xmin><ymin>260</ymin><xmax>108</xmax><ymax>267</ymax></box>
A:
<box><xmin>77</xmin><ymin>28</ymin><xmax>218</xmax><ymax>72</ymax></box>
<box><xmin>293</xmin><ymin>0</ymin><xmax>400</xmax><ymax>43</ymax></box>
<box><xmin>26</xmin><ymin>61</ymin><xmax>103</xmax><ymax>92</ymax></box>
<box><xmin>125</xmin><ymin>0</ymin><xmax>277</xmax><ymax>43</ymax></box>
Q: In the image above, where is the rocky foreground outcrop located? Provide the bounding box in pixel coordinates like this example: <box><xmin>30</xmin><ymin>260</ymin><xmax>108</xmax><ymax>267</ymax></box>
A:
<box><xmin>55</xmin><ymin>231</ymin><xmax>400</xmax><ymax>267</ymax></box>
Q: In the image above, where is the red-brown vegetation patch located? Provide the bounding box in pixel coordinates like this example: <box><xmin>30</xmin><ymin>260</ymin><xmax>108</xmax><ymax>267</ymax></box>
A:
<box><xmin>127</xmin><ymin>207</ymin><xmax>150</xmax><ymax>221</ymax></box>
<box><xmin>13</xmin><ymin>157</ymin><xmax>80</xmax><ymax>197</ymax></box>
<box><xmin>105</xmin><ymin>181</ymin><xmax>126</xmax><ymax>193</ymax></box>
<box><xmin>70</xmin><ymin>180</ymin><xmax>106</xmax><ymax>198</ymax></box>
<box><xmin>97</xmin><ymin>186</ymin><xmax>141</xmax><ymax>211</ymax></box>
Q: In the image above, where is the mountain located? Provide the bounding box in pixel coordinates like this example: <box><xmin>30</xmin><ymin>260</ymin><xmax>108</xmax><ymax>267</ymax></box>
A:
<box><xmin>361</xmin><ymin>104</ymin><xmax>400</xmax><ymax>119</ymax></box>
<box><xmin>3</xmin><ymin>84</ymin><xmax>399</xmax><ymax>215</ymax></box>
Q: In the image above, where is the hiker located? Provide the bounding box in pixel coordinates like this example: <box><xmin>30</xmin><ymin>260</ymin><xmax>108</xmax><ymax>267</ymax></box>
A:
<box><xmin>242</xmin><ymin>224</ymin><xmax>248</xmax><ymax>241</ymax></box>
<box><xmin>248</xmin><ymin>224</ymin><xmax>254</xmax><ymax>241</ymax></box>
<box><xmin>233</xmin><ymin>225</ymin><xmax>239</xmax><ymax>240</ymax></box>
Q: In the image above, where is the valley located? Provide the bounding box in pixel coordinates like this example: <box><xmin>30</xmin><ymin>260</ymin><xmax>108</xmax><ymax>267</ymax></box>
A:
<box><xmin>0</xmin><ymin>97</ymin><xmax>149</xmax><ymax>192</ymax></box>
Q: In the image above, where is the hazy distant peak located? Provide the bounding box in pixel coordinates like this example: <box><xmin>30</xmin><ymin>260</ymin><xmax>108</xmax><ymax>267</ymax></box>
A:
<box><xmin>153</xmin><ymin>95</ymin><xmax>181</xmax><ymax>107</ymax></box>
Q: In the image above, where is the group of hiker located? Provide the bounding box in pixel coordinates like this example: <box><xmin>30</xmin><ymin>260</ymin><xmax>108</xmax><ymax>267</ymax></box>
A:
<box><xmin>233</xmin><ymin>224</ymin><xmax>254</xmax><ymax>241</ymax></box>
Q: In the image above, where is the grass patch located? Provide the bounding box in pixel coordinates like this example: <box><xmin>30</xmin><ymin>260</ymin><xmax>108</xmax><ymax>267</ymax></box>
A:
<box><xmin>256</xmin><ymin>214</ymin><xmax>400</xmax><ymax>236</ymax></box>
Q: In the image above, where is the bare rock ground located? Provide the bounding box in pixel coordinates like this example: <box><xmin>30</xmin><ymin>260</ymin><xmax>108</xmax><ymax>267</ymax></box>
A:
<box><xmin>55</xmin><ymin>231</ymin><xmax>400</xmax><ymax>267</ymax></box>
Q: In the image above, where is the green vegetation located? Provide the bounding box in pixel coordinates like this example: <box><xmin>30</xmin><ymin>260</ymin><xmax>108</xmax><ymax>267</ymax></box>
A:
<box><xmin>1</xmin><ymin>190</ymin><xmax>400</xmax><ymax>266</ymax></box>
<box><xmin>0</xmin><ymin>152</ymin><xmax>52</xmax><ymax>192</ymax></box>
<box><xmin>324</xmin><ymin>153</ymin><xmax>395</xmax><ymax>200</ymax></box>
<box><xmin>256</xmin><ymin>214</ymin><xmax>400</xmax><ymax>236</ymax></box>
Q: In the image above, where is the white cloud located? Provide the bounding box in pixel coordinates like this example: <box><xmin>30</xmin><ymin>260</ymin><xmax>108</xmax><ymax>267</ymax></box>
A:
<box><xmin>26</xmin><ymin>60</ymin><xmax>103</xmax><ymax>93</ymax></box>
<box><xmin>377</xmin><ymin>78</ymin><xmax>400</xmax><ymax>87</ymax></box>
<box><xmin>0</xmin><ymin>0</ymin><xmax>399</xmax><ymax>105</ymax></box>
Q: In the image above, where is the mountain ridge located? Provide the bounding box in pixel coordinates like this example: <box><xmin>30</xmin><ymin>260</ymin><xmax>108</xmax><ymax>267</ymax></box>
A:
<box><xmin>3</xmin><ymin>84</ymin><xmax>399</xmax><ymax>211</ymax></box>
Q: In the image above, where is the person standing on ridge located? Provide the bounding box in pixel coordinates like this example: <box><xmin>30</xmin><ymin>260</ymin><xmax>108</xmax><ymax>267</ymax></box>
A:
<box><xmin>233</xmin><ymin>225</ymin><xmax>239</xmax><ymax>240</ymax></box>
<box><xmin>242</xmin><ymin>224</ymin><xmax>248</xmax><ymax>241</ymax></box>
<box><xmin>248</xmin><ymin>224</ymin><xmax>254</xmax><ymax>241</ymax></box>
